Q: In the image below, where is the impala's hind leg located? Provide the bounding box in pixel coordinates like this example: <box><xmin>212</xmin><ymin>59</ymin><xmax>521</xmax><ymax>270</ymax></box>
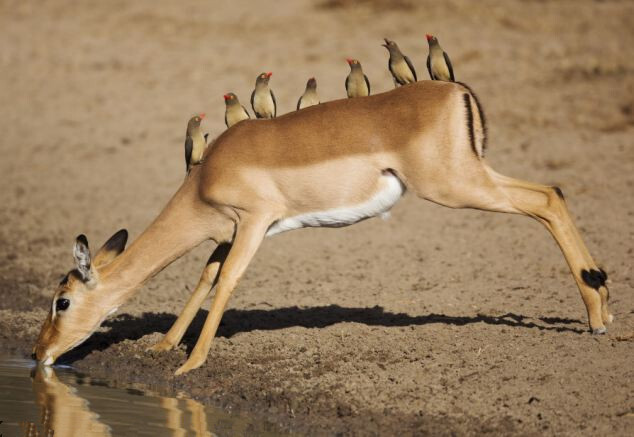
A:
<box><xmin>148</xmin><ymin>243</ymin><xmax>231</xmax><ymax>352</ymax></box>
<box><xmin>484</xmin><ymin>167</ymin><xmax>612</xmax><ymax>330</ymax></box>
<box><xmin>409</xmin><ymin>162</ymin><xmax>611</xmax><ymax>333</ymax></box>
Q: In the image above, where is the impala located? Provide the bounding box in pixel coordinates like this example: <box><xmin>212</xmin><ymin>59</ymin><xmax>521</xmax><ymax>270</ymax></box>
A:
<box><xmin>34</xmin><ymin>81</ymin><xmax>612</xmax><ymax>375</ymax></box>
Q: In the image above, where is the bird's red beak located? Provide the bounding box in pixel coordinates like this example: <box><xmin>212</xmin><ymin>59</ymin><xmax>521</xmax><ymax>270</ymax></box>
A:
<box><xmin>223</xmin><ymin>94</ymin><xmax>231</xmax><ymax>101</ymax></box>
<box><xmin>425</xmin><ymin>34</ymin><xmax>433</xmax><ymax>42</ymax></box>
<box><xmin>266</xmin><ymin>72</ymin><xmax>273</xmax><ymax>78</ymax></box>
<box><xmin>346</xmin><ymin>58</ymin><xmax>353</xmax><ymax>65</ymax></box>
<box><xmin>199</xmin><ymin>113</ymin><xmax>206</xmax><ymax>119</ymax></box>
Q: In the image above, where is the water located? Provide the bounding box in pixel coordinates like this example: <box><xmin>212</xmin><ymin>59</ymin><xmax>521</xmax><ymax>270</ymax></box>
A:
<box><xmin>0</xmin><ymin>357</ymin><xmax>286</xmax><ymax>437</ymax></box>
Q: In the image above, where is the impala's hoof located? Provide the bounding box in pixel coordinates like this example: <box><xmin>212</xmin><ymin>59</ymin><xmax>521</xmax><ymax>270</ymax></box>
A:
<box><xmin>146</xmin><ymin>342</ymin><xmax>173</xmax><ymax>353</ymax></box>
<box><xmin>174</xmin><ymin>356</ymin><xmax>204</xmax><ymax>376</ymax></box>
<box><xmin>592</xmin><ymin>326</ymin><xmax>607</xmax><ymax>335</ymax></box>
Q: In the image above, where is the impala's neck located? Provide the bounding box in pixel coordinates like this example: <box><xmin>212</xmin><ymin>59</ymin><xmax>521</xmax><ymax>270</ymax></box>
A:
<box><xmin>100</xmin><ymin>180</ymin><xmax>231</xmax><ymax>306</ymax></box>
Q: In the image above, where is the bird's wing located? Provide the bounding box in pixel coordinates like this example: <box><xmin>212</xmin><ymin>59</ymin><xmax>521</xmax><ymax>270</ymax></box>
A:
<box><xmin>345</xmin><ymin>75</ymin><xmax>350</xmax><ymax>96</ymax></box>
<box><xmin>404</xmin><ymin>55</ymin><xmax>417</xmax><ymax>81</ymax></box>
<box><xmin>224</xmin><ymin>112</ymin><xmax>229</xmax><ymax>128</ymax></box>
<box><xmin>426</xmin><ymin>55</ymin><xmax>433</xmax><ymax>80</ymax></box>
<box><xmin>184</xmin><ymin>136</ymin><xmax>193</xmax><ymax>172</ymax></box>
<box><xmin>242</xmin><ymin>105</ymin><xmax>251</xmax><ymax>118</ymax></box>
<box><xmin>204</xmin><ymin>133</ymin><xmax>209</xmax><ymax>142</ymax></box>
<box><xmin>443</xmin><ymin>52</ymin><xmax>455</xmax><ymax>81</ymax></box>
<box><xmin>364</xmin><ymin>74</ymin><xmax>371</xmax><ymax>95</ymax></box>
<box><xmin>250</xmin><ymin>89</ymin><xmax>259</xmax><ymax>117</ymax></box>
<box><xmin>270</xmin><ymin>90</ymin><xmax>277</xmax><ymax>117</ymax></box>
<box><xmin>297</xmin><ymin>95</ymin><xmax>302</xmax><ymax>111</ymax></box>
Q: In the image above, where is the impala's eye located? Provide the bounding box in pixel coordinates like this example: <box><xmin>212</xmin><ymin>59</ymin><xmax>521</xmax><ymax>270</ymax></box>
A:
<box><xmin>56</xmin><ymin>298</ymin><xmax>70</xmax><ymax>312</ymax></box>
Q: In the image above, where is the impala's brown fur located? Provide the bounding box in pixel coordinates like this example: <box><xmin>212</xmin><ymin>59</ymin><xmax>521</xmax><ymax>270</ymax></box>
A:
<box><xmin>34</xmin><ymin>81</ymin><xmax>612</xmax><ymax>375</ymax></box>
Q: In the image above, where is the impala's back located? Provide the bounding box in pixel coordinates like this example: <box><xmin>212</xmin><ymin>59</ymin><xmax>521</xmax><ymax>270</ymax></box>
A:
<box><xmin>198</xmin><ymin>80</ymin><xmax>486</xmax><ymax>218</ymax></box>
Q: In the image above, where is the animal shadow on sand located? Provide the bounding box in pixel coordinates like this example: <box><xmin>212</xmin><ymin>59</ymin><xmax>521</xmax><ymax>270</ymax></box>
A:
<box><xmin>59</xmin><ymin>305</ymin><xmax>585</xmax><ymax>364</ymax></box>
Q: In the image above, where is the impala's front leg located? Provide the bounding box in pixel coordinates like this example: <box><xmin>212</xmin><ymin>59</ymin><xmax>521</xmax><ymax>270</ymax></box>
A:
<box><xmin>148</xmin><ymin>243</ymin><xmax>231</xmax><ymax>352</ymax></box>
<box><xmin>175</xmin><ymin>216</ymin><xmax>272</xmax><ymax>375</ymax></box>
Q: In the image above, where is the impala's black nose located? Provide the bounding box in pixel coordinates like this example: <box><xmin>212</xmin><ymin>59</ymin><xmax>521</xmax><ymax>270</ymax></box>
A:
<box><xmin>31</xmin><ymin>352</ymin><xmax>37</xmax><ymax>360</ymax></box>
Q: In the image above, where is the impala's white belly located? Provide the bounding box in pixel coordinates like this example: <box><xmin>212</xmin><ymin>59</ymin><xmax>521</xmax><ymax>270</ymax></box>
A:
<box><xmin>266</xmin><ymin>172</ymin><xmax>404</xmax><ymax>237</ymax></box>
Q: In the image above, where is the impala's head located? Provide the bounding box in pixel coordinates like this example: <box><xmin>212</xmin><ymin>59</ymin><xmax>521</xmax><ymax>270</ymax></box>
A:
<box><xmin>33</xmin><ymin>230</ymin><xmax>128</xmax><ymax>365</ymax></box>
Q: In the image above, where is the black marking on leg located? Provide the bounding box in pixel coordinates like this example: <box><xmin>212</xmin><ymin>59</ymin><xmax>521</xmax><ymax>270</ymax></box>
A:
<box><xmin>599</xmin><ymin>268</ymin><xmax>609</xmax><ymax>300</ymax></box>
<box><xmin>581</xmin><ymin>269</ymin><xmax>607</xmax><ymax>290</ymax></box>
<box><xmin>553</xmin><ymin>186</ymin><xmax>565</xmax><ymax>200</ymax></box>
<box><xmin>462</xmin><ymin>93</ymin><xmax>478</xmax><ymax>158</ymax></box>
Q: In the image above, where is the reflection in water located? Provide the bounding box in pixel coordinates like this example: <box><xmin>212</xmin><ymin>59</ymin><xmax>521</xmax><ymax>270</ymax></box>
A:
<box><xmin>0</xmin><ymin>358</ymin><xmax>283</xmax><ymax>437</ymax></box>
<box><xmin>31</xmin><ymin>365</ymin><xmax>111</xmax><ymax>437</ymax></box>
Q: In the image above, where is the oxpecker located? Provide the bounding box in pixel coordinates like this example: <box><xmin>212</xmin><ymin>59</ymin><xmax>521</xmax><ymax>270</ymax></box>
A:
<box><xmin>251</xmin><ymin>72</ymin><xmax>277</xmax><ymax>118</ymax></box>
<box><xmin>426</xmin><ymin>34</ymin><xmax>454</xmax><ymax>82</ymax></box>
<box><xmin>224</xmin><ymin>93</ymin><xmax>250</xmax><ymax>128</ymax></box>
<box><xmin>184</xmin><ymin>114</ymin><xmax>206</xmax><ymax>173</ymax></box>
<box><xmin>382</xmin><ymin>38</ymin><xmax>417</xmax><ymax>86</ymax></box>
<box><xmin>345</xmin><ymin>58</ymin><xmax>371</xmax><ymax>98</ymax></box>
<box><xmin>297</xmin><ymin>77</ymin><xmax>320</xmax><ymax>110</ymax></box>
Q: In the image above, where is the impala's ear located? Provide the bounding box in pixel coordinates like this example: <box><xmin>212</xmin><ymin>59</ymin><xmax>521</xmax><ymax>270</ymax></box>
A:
<box><xmin>93</xmin><ymin>229</ymin><xmax>128</xmax><ymax>268</ymax></box>
<box><xmin>73</xmin><ymin>234</ymin><xmax>92</xmax><ymax>282</ymax></box>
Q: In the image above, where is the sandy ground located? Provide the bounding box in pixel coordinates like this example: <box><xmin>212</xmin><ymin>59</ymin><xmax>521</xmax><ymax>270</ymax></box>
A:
<box><xmin>1</xmin><ymin>0</ymin><xmax>633</xmax><ymax>435</ymax></box>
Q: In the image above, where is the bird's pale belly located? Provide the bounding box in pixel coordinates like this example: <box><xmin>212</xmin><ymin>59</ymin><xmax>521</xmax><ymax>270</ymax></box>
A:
<box><xmin>254</xmin><ymin>95</ymin><xmax>274</xmax><ymax>116</ymax></box>
<box><xmin>349</xmin><ymin>79</ymin><xmax>369</xmax><ymax>97</ymax></box>
<box><xmin>432</xmin><ymin>60</ymin><xmax>450</xmax><ymax>80</ymax></box>
<box><xmin>393</xmin><ymin>61</ymin><xmax>415</xmax><ymax>83</ymax></box>
<box><xmin>266</xmin><ymin>172</ymin><xmax>404</xmax><ymax>236</ymax></box>
<box><xmin>227</xmin><ymin>110</ymin><xmax>247</xmax><ymax>127</ymax></box>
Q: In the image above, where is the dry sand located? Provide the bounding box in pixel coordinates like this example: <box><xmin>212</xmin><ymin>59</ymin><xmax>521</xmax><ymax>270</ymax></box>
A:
<box><xmin>1</xmin><ymin>0</ymin><xmax>633</xmax><ymax>435</ymax></box>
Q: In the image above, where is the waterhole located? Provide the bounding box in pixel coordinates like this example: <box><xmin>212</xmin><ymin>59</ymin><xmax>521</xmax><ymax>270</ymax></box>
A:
<box><xmin>0</xmin><ymin>357</ymin><xmax>286</xmax><ymax>436</ymax></box>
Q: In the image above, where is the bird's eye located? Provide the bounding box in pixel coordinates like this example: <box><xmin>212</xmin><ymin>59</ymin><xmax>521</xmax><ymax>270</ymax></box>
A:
<box><xmin>56</xmin><ymin>298</ymin><xmax>70</xmax><ymax>312</ymax></box>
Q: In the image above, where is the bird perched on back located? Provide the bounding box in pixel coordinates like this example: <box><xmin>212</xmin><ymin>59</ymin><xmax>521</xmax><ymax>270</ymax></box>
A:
<box><xmin>251</xmin><ymin>72</ymin><xmax>276</xmax><ymax>119</ymax></box>
<box><xmin>224</xmin><ymin>93</ymin><xmax>250</xmax><ymax>128</ymax></box>
<box><xmin>184</xmin><ymin>114</ymin><xmax>206</xmax><ymax>173</ymax></box>
<box><xmin>382</xmin><ymin>38</ymin><xmax>417</xmax><ymax>86</ymax></box>
<box><xmin>297</xmin><ymin>77</ymin><xmax>320</xmax><ymax>110</ymax></box>
<box><xmin>345</xmin><ymin>58</ymin><xmax>371</xmax><ymax>98</ymax></box>
<box><xmin>426</xmin><ymin>34</ymin><xmax>454</xmax><ymax>82</ymax></box>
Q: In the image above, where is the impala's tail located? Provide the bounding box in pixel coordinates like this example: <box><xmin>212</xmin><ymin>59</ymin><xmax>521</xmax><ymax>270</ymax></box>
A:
<box><xmin>457</xmin><ymin>82</ymin><xmax>488</xmax><ymax>159</ymax></box>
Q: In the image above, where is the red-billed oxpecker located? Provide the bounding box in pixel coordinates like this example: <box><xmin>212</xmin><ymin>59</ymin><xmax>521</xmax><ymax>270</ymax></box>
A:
<box><xmin>250</xmin><ymin>72</ymin><xmax>277</xmax><ymax>118</ymax></box>
<box><xmin>382</xmin><ymin>38</ymin><xmax>417</xmax><ymax>86</ymax></box>
<box><xmin>184</xmin><ymin>114</ymin><xmax>206</xmax><ymax>173</ymax></box>
<box><xmin>297</xmin><ymin>77</ymin><xmax>320</xmax><ymax>110</ymax></box>
<box><xmin>224</xmin><ymin>93</ymin><xmax>250</xmax><ymax>128</ymax></box>
<box><xmin>345</xmin><ymin>58</ymin><xmax>371</xmax><ymax>98</ymax></box>
<box><xmin>426</xmin><ymin>34</ymin><xmax>454</xmax><ymax>82</ymax></box>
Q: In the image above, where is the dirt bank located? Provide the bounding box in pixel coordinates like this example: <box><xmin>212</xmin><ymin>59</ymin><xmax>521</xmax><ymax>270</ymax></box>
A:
<box><xmin>1</xmin><ymin>0</ymin><xmax>633</xmax><ymax>435</ymax></box>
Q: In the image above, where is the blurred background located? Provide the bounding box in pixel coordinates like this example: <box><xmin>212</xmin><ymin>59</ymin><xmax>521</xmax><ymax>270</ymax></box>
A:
<box><xmin>0</xmin><ymin>0</ymin><xmax>633</xmax><ymax>435</ymax></box>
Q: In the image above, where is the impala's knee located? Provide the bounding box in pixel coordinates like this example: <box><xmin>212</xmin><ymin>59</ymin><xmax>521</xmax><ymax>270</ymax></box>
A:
<box><xmin>552</xmin><ymin>186</ymin><xmax>565</xmax><ymax>201</ymax></box>
<box><xmin>581</xmin><ymin>268</ymin><xmax>608</xmax><ymax>291</ymax></box>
